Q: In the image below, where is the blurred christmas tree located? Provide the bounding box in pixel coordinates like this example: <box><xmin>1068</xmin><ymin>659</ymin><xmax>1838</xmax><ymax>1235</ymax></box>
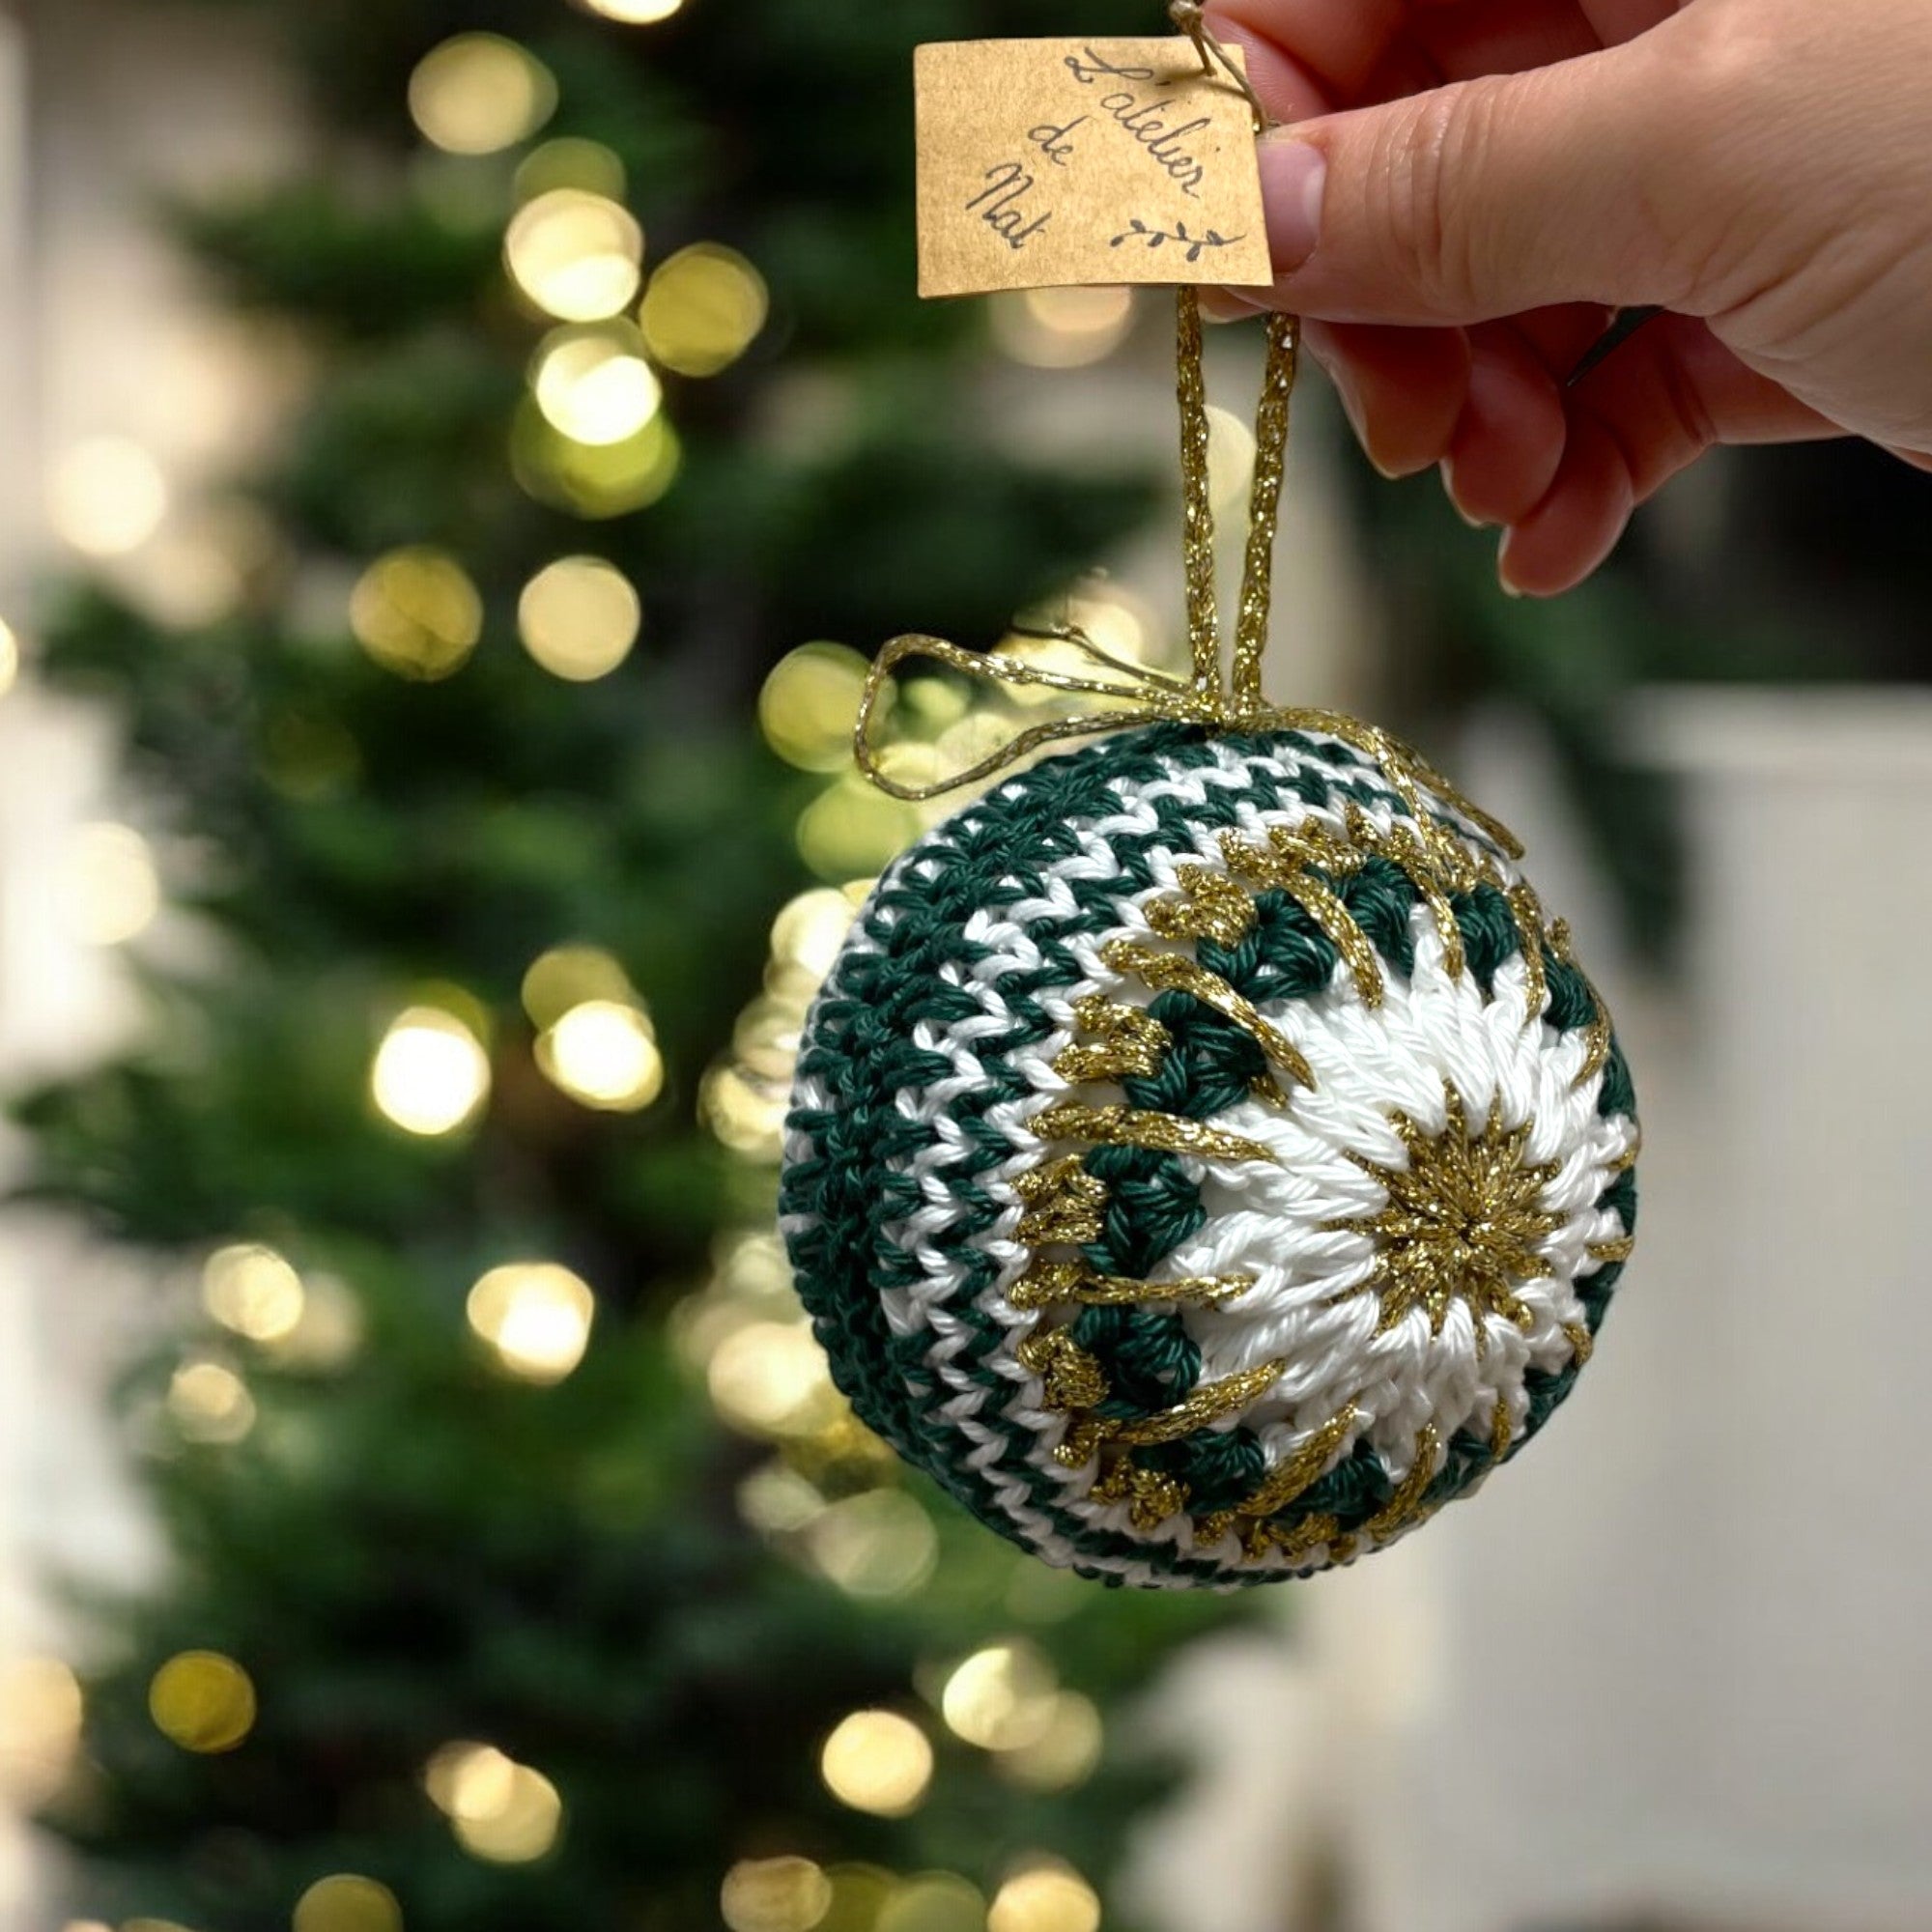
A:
<box><xmin>13</xmin><ymin>3</ymin><xmax>1240</xmax><ymax>1928</ymax></box>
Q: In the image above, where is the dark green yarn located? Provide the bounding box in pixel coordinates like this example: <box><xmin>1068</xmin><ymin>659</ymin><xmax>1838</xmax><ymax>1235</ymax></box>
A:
<box><xmin>1281</xmin><ymin>1437</ymin><xmax>1395</xmax><ymax>1530</ymax></box>
<box><xmin>1073</xmin><ymin>1305</ymin><xmax>1201</xmax><ymax>1412</ymax></box>
<box><xmin>1453</xmin><ymin>884</ymin><xmax>1521</xmax><ymax>994</ymax></box>
<box><xmin>1122</xmin><ymin>992</ymin><xmax>1272</xmax><ymax>1120</ymax></box>
<box><xmin>781</xmin><ymin>721</ymin><xmax>1638</xmax><ymax>1586</ymax></box>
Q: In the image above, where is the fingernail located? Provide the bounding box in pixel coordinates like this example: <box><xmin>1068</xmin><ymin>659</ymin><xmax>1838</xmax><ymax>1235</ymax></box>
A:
<box><xmin>1322</xmin><ymin>358</ymin><xmax>1392</xmax><ymax>478</ymax></box>
<box><xmin>1441</xmin><ymin>458</ymin><xmax>1487</xmax><ymax>529</ymax></box>
<box><xmin>1497</xmin><ymin>533</ymin><xmax>1526</xmax><ymax>597</ymax></box>
<box><xmin>1199</xmin><ymin>288</ymin><xmax>1268</xmax><ymax>326</ymax></box>
<box><xmin>1258</xmin><ymin>135</ymin><xmax>1326</xmax><ymax>272</ymax></box>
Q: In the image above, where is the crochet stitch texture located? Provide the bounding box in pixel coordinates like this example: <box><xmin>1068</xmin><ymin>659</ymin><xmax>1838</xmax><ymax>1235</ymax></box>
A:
<box><xmin>781</xmin><ymin>723</ymin><xmax>1638</xmax><ymax>1590</ymax></box>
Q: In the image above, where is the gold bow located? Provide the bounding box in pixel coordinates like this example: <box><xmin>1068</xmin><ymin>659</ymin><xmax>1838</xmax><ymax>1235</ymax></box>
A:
<box><xmin>852</xmin><ymin>287</ymin><xmax>1523</xmax><ymax>863</ymax></box>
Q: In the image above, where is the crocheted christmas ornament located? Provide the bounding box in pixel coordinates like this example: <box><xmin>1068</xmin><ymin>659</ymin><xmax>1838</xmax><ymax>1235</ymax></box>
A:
<box><xmin>781</xmin><ymin>722</ymin><xmax>1637</xmax><ymax>1589</ymax></box>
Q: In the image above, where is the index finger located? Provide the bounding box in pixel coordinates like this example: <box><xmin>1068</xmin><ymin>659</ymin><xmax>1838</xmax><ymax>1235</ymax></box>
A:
<box><xmin>1205</xmin><ymin>0</ymin><xmax>1407</xmax><ymax>118</ymax></box>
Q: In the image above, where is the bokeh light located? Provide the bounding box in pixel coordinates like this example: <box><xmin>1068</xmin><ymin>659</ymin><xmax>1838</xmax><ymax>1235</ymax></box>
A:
<box><xmin>1206</xmin><ymin>401</ymin><xmax>1259</xmax><ymax>509</ymax></box>
<box><xmin>940</xmin><ymin>1641</ymin><xmax>1058</xmax><ymax>1750</ymax></box>
<box><xmin>409</xmin><ymin>34</ymin><xmax>556</xmax><ymax>156</ymax></box>
<box><xmin>293</xmin><ymin>1874</ymin><xmax>405</xmax><ymax>1932</ymax></box>
<box><xmin>991</xmin><ymin>286</ymin><xmax>1136</xmax><ymax>368</ymax></box>
<box><xmin>759</xmin><ymin>641</ymin><xmax>868</xmax><ymax>773</ymax></box>
<box><xmin>515</xmin><ymin>137</ymin><xmax>626</xmax><ymax>203</ymax></box>
<box><xmin>424</xmin><ymin>1742</ymin><xmax>563</xmax><ymax>1862</ymax></box>
<box><xmin>201</xmin><ymin>1243</ymin><xmax>305</xmax><ymax>1345</ymax></box>
<box><xmin>49</xmin><ymin>436</ymin><xmax>169</xmax><ymax>556</ymax></box>
<box><xmin>537</xmin><ymin>999</ymin><xmax>664</xmax><ymax>1111</ymax></box>
<box><xmin>706</xmin><ymin>1320</ymin><xmax>838</xmax><ymax>1436</ymax></box>
<box><xmin>512</xmin><ymin>402</ymin><xmax>681</xmax><ymax>519</ymax></box>
<box><xmin>532</xmin><ymin>325</ymin><xmax>662</xmax><ymax>445</ymax></box>
<box><xmin>769</xmin><ymin>889</ymin><xmax>858</xmax><ymax>980</ymax></box>
<box><xmin>350</xmin><ymin>547</ymin><xmax>483</xmax><ymax>681</ymax></box>
<box><xmin>505</xmin><ymin>188</ymin><xmax>644</xmax><ymax>323</ymax></box>
<box><xmin>698</xmin><ymin>1057</ymin><xmax>789</xmax><ymax>1163</ymax></box>
<box><xmin>805</xmin><ymin>1491</ymin><xmax>938</xmax><ymax>1601</ymax></box>
<box><xmin>987</xmin><ymin>1865</ymin><xmax>1103</xmax><ymax>1932</ymax></box>
<box><xmin>997</xmin><ymin>1692</ymin><xmax>1104</xmax><ymax>1792</ymax></box>
<box><xmin>818</xmin><ymin>1710</ymin><xmax>933</xmax><ymax>1817</ymax></box>
<box><xmin>521</xmin><ymin>946</ymin><xmax>635</xmax><ymax>1028</ymax></box>
<box><xmin>518</xmin><ymin>556</ymin><xmax>640</xmax><ymax>681</ymax></box>
<box><xmin>640</xmin><ymin>242</ymin><xmax>769</xmax><ymax>377</ymax></box>
<box><xmin>876</xmin><ymin>1875</ymin><xmax>985</xmax><ymax>1932</ymax></box>
<box><xmin>794</xmin><ymin>773</ymin><xmax>920</xmax><ymax>881</ymax></box>
<box><xmin>0</xmin><ymin>1656</ymin><xmax>83</xmax><ymax>1803</ymax></box>
<box><xmin>370</xmin><ymin>1006</ymin><xmax>492</xmax><ymax>1136</ymax></box>
<box><xmin>266</xmin><ymin>1270</ymin><xmax>365</xmax><ymax>1371</ymax></box>
<box><xmin>720</xmin><ymin>1857</ymin><xmax>833</xmax><ymax>1932</ymax></box>
<box><xmin>581</xmin><ymin>0</ymin><xmax>684</xmax><ymax>21</ymax></box>
<box><xmin>67</xmin><ymin>821</ymin><xmax>160</xmax><ymax>946</ymax></box>
<box><xmin>467</xmin><ymin>1264</ymin><xmax>596</xmax><ymax>1384</ymax></box>
<box><xmin>168</xmin><ymin>1360</ymin><xmax>257</xmax><ymax>1445</ymax></box>
<box><xmin>149</xmin><ymin>1651</ymin><xmax>256</xmax><ymax>1753</ymax></box>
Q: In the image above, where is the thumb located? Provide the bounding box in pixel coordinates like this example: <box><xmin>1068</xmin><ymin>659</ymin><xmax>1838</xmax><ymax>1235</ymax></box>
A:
<box><xmin>1258</xmin><ymin>47</ymin><xmax>1690</xmax><ymax>326</ymax></box>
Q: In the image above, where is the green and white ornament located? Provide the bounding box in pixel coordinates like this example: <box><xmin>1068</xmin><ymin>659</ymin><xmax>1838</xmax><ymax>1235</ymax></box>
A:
<box><xmin>779</xmin><ymin>296</ymin><xmax>1637</xmax><ymax>1589</ymax></box>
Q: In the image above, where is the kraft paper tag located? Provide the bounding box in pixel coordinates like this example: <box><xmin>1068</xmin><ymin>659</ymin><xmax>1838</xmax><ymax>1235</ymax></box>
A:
<box><xmin>915</xmin><ymin>36</ymin><xmax>1272</xmax><ymax>300</ymax></box>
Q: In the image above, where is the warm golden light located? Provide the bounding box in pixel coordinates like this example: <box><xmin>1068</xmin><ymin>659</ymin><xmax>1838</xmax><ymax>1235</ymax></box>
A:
<box><xmin>512</xmin><ymin>405</ymin><xmax>682</xmax><ymax>521</ymax></box>
<box><xmin>293</xmin><ymin>1873</ymin><xmax>405</xmax><ymax>1932</ymax></box>
<box><xmin>997</xmin><ymin>1692</ymin><xmax>1103</xmax><ymax>1792</ymax></box>
<box><xmin>987</xmin><ymin>1865</ymin><xmax>1102</xmax><ymax>1932</ymax></box>
<box><xmin>425</xmin><ymin>1741</ymin><xmax>563</xmax><ymax>1862</ymax></box>
<box><xmin>769</xmin><ymin>889</ymin><xmax>858</xmax><ymax>980</ymax></box>
<box><xmin>0</xmin><ymin>620</ymin><xmax>18</xmax><ymax>696</ymax></box>
<box><xmin>168</xmin><ymin>1360</ymin><xmax>257</xmax><ymax>1445</ymax></box>
<box><xmin>370</xmin><ymin>1007</ymin><xmax>492</xmax><ymax>1136</ymax></box>
<box><xmin>538</xmin><ymin>999</ymin><xmax>664</xmax><ymax>1111</ymax></box>
<box><xmin>698</xmin><ymin>1059</ymin><xmax>788</xmax><ymax>1163</ymax></box>
<box><xmin>1206</xmin><ymin>402</ymin><xmax>1258</xmax><ymax>508</ymax></box>
<box><xmin>876</xmin><ymin>1876</ymin><xmax>984</xmax><ymax>1932</ymax></box>
<box><xmin>720</xmin><ymin>1857</ymin><xmax>834</xmax><ymax>1932</ymax></box>
<box><xmin>639</xmin><ymin>242</ymin><xmax>769</xmax><ymax>377</ymax></box>
<box><xmin>0</xmin><ymin>1656</ymin><xmax>83</xmax><ymax>1802</ymax></box>
<box><xmin>819</xmin><ymin>1710</ymin><xmax>933</xmax><ymax>1817</ymax></box>
<box><xmin>795</xmin><ymin>775</ymin><xmax>919</xmax><ymax>882</ymax></box>
<box><xmin>518</xmin><ymin>555</ymin><xmax>641</xmax><ymax>680</ymax></box>
<box><xmin>49</xmin><ymin>437</ymin><xmax>169</xmax><ymax>556</ymax></box>
<box><xmin>516</xmin><ymin>137</ymin><xmax>627</xmax><ymax>204</ymax></box>
<box><xmin>533</xmin><ymin>327</ymin><xmax>662</xmax><ymax>445</ymax></box>
<box><xmin>991</xmin><ymin>286</ymin><xmax>1136</xmax><ymax>368</ymax></box>
<box><xmin>806</xmin><ymin>1491</ymin><xmax>938</xmax><ymax>1601</ymax></box>
<box><xmin>505</xmin><ymin>188</ymin><xmax>644</xmax><ymax>323</ymax></box>
<box><xmin>467</xmin><ymin>1264</ymin><xmax>596</xmax><ymax>1384</ymax></box>
<box><xmin>581</xmin><ymin>0</ymin><xmax>685</xmax><ymax>21</ymax></box>
<box><xmin>520</xmin><ymin>946</ymin><xmax>635</xmax><ymax>1029</ymax></box>
<box><xmin>758</xmin><ymin>641</ymin><xmax>868</xmax><ymax>773</ymax></box>
<box><xmin>149</xmin><ymin>1651</ymin><xmax>256</xmax><ymax>1754</ymax></box>
<box><xmin>706</xmin><ymin>1320</ymin><xmax>837</xmax><ymax>1435</ymax></box>
<box><xmin>201</xmin><ymin>1242</ymin><xmax>305</xmax><ymax>1344</ymax></box>
<box><xmin>940</xmin><ymin>1641</ymin><xmax>1058</xmax><ymax>1751</ymax></box>
<box><xmin>409</xmin><ymin>33</ymin><xmax>555</xmax><ymax>156</ymax></box>
<box><xmin>350</xmin><ymin>547</ymin><xmax>483</xmax><ymax>681</ymax></box>
<box><xmin>67</xmin><ymin>821</ymin><xmax>160</xmax><ymax>946</ymax></box>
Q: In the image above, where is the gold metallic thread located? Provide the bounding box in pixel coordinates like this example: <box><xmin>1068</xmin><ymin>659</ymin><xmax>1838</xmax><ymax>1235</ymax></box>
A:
<box><xmin>1490</xmin><ymin>1397</ymin><xmax>1516</xmax><ymax>1462</ymax></box>
<box><xmin>1017</xmin><ymin>1326</ymin><xmax>1110</xmax><ymax>1410</ymax></box>
<box><xmin>1145</xmin><ymin>864</ymin><xmax>1256</xmax><ymax>948</ymax></box>
<box><xmin>1562</xmin><ymin>1321</ymin><xmax>1596</xmax><ymax>1366</ymax></box>
<box><xmin>1102</xmin><ymin>1357</ymin><xmax>1288</xmax><ymax>1448</ymax></box>
<box><xmin>1013</xmin><ymin>1154</ymin><xmax>1108</xmax><ymax>1245</ymax></box>
<box><xmin>1367</xmin><ymin>1424</ymin><xmax>1441</xmax><ymax>1541</ymax></box>
<box><xmin>1031</xmin><ymin>1101</ymin><xmax>1280</xmax><ymax>1165</ymax></box>
<box><xmin>1007</xmin><ymin>1257</ymin><xmax>1255</xmax><ymax>1312</ymax></box>
<box><xmin>1327</xmin><ymin>1084</ymin><xmax>1562</xmax><ymax>1360</ymax></box>
<box><xmin>1100</xmin><ymin>939</ymin><xmax>1316</xmax><ymax>1090</ymax></box>
<box><xmin>1202</xmin><ymin>1401</ymin><xmax>1362</xmax><ymax>1538</ymax></box>
<box><xmin>1052</xmin><ymin>997</ymin><xmax>1171</xmax><ymax>1085</ymax></box>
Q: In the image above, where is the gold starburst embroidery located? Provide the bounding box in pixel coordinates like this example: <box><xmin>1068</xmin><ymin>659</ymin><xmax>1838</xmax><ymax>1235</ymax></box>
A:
<box><xmin>1328</xmin><ymin>1084</ymin><xmax>1562</xmax><ymax>1358</ymax></box>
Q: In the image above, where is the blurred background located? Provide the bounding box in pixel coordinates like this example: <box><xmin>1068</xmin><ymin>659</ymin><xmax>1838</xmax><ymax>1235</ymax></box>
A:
<box><xmin>0</xmin><ymin>2</ymin><xmax>1927</xmax><ymax>1931</ymax></box>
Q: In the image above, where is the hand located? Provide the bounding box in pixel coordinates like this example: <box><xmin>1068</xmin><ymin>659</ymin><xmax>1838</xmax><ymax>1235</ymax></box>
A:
<box><xmin>1205</xmin><ymin>0</ymin><xmax>1932</xmax><ymax>594</ymax></box>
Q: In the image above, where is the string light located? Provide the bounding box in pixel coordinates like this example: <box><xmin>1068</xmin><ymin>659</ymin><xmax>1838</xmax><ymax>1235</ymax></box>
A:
<box><xmin>518</xmin><ymin>557</ymin><xmax>641</xmax><ymax>681</ymax></box>
<box><xmin>939</xmin><ymin>1641</ymin><xmax>1058</xmax><ymax>1751</ymax></box>
<box><xmin>350</xmin><ymin>548</ymin><xmax>483</xmax><ymax>681</ymax></box>
<box><xmin>66</xmin><ymin>821</ymin><xmax>160</xmax><ymax>946</ymax></box>
<box><xmin>467</xmin><ymin>1264</ymin><xmax>596</xmax><ymax>1384</ymax></box>
<box><xmin>537</xmin><ymin>999</ymin><xmax>663</xmax><ymax>1111</ymax></box>
<box><xmin>409</xmin><ymin>34</ymin><xmax>555</xmax><ymax>156</ymax></box>
<box><xmin>986</xmin><ymin>1865</ymin><xmax>1102</xmax><ymax>1932</ymax></box>
<box><xmin>201</xmin><ymin>1243</ymin><xmax>305</xmax><ymax>1345</ymax></box>
<box><xmin>581</xmin><ymin>0</ymin><xmax>685</xmax><ymax>21</ymax></box>
<box><xmin>990</xmin><ymin>286</ymin><xmax>1136</xmax><ymax>368</ymax></box>
<box><xmin>505</xmin><ymin>189</ymin><xmax>644</xmax><ymax>324</ymax></box>
<box><xmin>639</xmin><ymin>243</ymin><xmax>769</xmax><ymax>377</ymax></box>
<box><xmin>424</xmin><ymin>1742</ymin><xmax>563</xmax><ymax>1862</ymax></box>
<box><xmin>149</xmin><ymin>1651</ymin><xmax>256</xmax><ymax>1754</ymax></box>
<box><xmin>370</xmin><ymin>1006</ymin><xmax>491</xmax><ymax>1136</ymax></box>
<box><xmin>168</xmin><ymin>1360</ymin><xmax>257</xmax><ymax>1444</ymax></box>
<box><xmin>532</xmin><ymin>326</ymin><xmax>662</xmax><ymax>445</ymax></box>
<box><xmin>758</xmin><ymin>641</ymin><xmax>869</xmax><ymax>773</ymax></box>
<box><xmin>292</xmin><ymin>1875</ymin><xmax>404</xmax><ymax>1932</ymax></box>
<box><xmin>0</xmin><ymin>1656</ymin><xmax>83</xmax><ymax>1803</ymax></box>
<box><xmin>720</xmin><ymin>1858</ymin><xmax>833</xmax><ymax>1932</ymax></box>
<box><xmin>818</xmin><ymin>1710</ymin><xmax>933</xmax><ymax>1817</ymax></box>
<box><xmin>49</xmin><ymin>437</ymin><xmax>169</xmax><ymax>556</ymax></box>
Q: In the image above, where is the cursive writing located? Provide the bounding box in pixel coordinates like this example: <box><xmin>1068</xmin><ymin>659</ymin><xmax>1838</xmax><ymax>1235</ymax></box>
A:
<box><xmin>965</xmin><ymin>160</ymin><xmax>1053</xmax><ymax>250</ymax></box>
<box><xmin>1112</xmin><ymin>216</ymin><xmax>1246</xmax><ymax>264</ymax></box>
<box><xmin>1063</xmin><ymin>47</ymin><xmax>1209</xmax><ymax>197</ymax></box>
<box><xmin>1027</xmin><ymin>115</ymin><xmax>1087</xmax><ymax>166</ymax></box>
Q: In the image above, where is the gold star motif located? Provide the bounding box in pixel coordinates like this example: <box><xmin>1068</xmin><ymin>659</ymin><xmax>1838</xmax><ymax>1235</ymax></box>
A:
<box><xmin>1328</xmin><ymin>1084</ymin><xmax>1562</xmax><ymax>1358</ymax></box>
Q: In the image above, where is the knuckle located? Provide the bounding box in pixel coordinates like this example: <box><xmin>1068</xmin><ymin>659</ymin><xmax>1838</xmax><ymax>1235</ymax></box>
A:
<box><xmin>1371</xmin><ymin>84</ymin><xmax>1492</xmax><ymax>312</ymax></box>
